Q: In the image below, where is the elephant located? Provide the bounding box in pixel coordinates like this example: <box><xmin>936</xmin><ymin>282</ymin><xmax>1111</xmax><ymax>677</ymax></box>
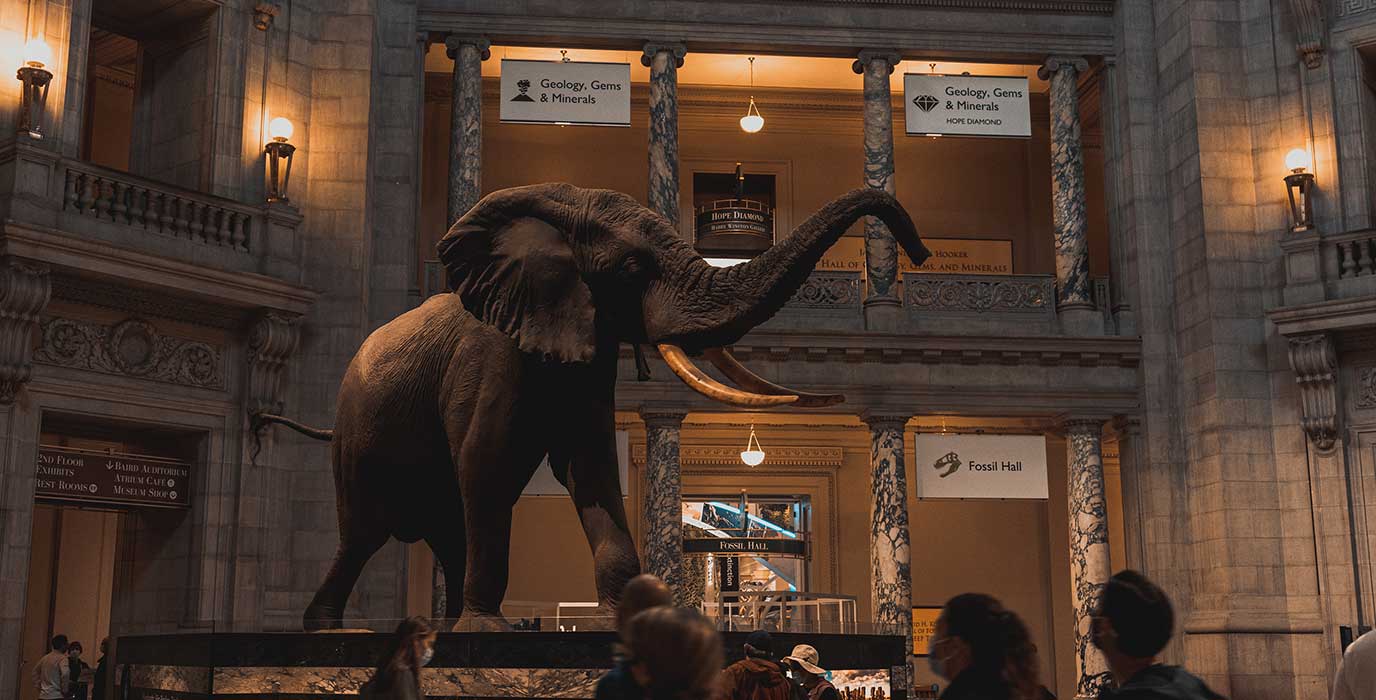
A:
<box><xmin>257</xmin><ymin>183</ymin><xmax>929</xmax><ymax>631</ymax></box>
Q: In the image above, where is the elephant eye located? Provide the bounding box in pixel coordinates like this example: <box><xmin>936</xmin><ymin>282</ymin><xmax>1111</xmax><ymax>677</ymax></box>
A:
<box><xmin>617</xmin><ymin>252</ymin><xmax>651</xmax><ymax>280</ymax></box>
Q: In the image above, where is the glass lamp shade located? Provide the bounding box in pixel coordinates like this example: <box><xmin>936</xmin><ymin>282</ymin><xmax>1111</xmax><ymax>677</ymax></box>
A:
<box><xmin>268</xmin><ymin>116</ymin><xmax>294</xmax><ymax>142</ymax></box>
<box><xmin>24</xmin><ymin>38</ymin><xmax>51</xmax><ymax>68</ymax></box>
<box><xmin>740</xmin><ymin>449</ymin><xmax>766</xmax><ymax>466</ymax></box>
<box><xmin>740</xmin><ymin>113</ymin><xmax>764</xmax><ymax>133</ymax></box>
<box><xmin>1285</xmin><ymin>148</ymin><xmax>1311</xmax><ymax>173</ymax></box>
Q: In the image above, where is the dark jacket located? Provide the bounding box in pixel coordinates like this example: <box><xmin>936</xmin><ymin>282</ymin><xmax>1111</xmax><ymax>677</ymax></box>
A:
<box><xmin>91</xmin><ymin>657</ymin><xmax>106</xmax><ymax>700</ymax></box>
<box><xmin>596</xmin><ymin>656</ymin><xmax>641</xmax><ymax>700</ymax></box>
<box><xmin>720</xmin><ymin>657</ymin><xmax>791</xmax><ymax>700</ymax></box>
<box><xmin>1098</xmin><ymin>666</ymin><xmax>1225</xmax><ymax>700</ymax></box>
<box><xmin>939</xmin><ymin>669</ymin><xmax>1016</xmax><ymax>700</ymax></box>
<box><xmin>801</xmin><ymin>677</ymin><xmax>839</xmax><ymax>700</ymax></box>
<box><xmin>360</xmin><ymin>667</ymin><xmax>421</xmax><ymax>700</ymax></box>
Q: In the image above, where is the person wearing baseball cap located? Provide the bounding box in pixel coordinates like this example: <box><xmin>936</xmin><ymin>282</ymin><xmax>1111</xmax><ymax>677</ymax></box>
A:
<box><xmin>782</xmin><ymin>644</ymin><xmax>839</xmax><ymax>700</ymax></box>
<box><xmin>720</xmin><ymin>631</ymin><xmax>791</xmax><ymax>700</ymax></box>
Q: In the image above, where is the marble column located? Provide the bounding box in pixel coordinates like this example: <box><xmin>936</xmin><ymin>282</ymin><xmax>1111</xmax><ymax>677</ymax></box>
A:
<box><xmin>862</xmin><ymin>412</ymin><xmax>913</xmax><ymax>695</ymax></box>
<box><xmin>445</xmin><ymin>35</ymin><xmax>491</xmax><ymax>226</ymax></box>
<box><xmin>853</xmin><ymin>50</ymin><xmax>903</xmax><ymax>331</ymax></box>
<box><xmin>1038</xmin><ymin>56</ymin><xmax>1096</xmax><ymax>324</ymax></box>
<box><xmin>1060</xmin><ymin>417</ymin><xmax>1113</xmax><ymax>699</ymax></box>
<box><xmin>641</xmin><ymin>410</ymin><xmax>687</xmax><ymax>601</ymax></box>
<box><xmin>642</xmin><ymin>43</ymin><xmax>687</xmax><ymax>227</ymax></box>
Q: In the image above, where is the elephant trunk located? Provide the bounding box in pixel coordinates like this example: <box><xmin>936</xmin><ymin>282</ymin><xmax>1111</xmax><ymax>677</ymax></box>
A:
<box><xmin>661</xmin><ymin>188</ymin><xmax>929</xmax><ymax>350</ymax></box>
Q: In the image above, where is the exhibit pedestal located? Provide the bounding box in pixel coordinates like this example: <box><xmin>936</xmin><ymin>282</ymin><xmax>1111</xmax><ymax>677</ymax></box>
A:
<box><xmin>116</xmin><ymin>630</ymin><xmax>908</xmax><ymax>700</ymax></box>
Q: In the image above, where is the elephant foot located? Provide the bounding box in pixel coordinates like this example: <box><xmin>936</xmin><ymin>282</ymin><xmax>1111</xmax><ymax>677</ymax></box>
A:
<box><xmin>454</xmin><ymin>612</ymin><xmax>513</xmax><ymax>632</ymax></box>
<box><xmin>303</xmin><ymin>605</ymin><xmax>343</xmax><ymax>632</ymax></box>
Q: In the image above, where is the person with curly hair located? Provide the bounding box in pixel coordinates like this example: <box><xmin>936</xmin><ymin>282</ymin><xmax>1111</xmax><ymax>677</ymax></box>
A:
<box><xmin>927</xmin><ymin>593</ymin><xmax>1042</xmax><ymax>700</ymax></box>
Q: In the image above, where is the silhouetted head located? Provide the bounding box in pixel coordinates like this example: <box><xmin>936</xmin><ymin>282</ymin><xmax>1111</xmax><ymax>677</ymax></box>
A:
<box><xmin>616</xmin><ymin>574</ymin><xmax>673</xmax><ymax>637</ymax></box>
<box><xmin>372</xmin><ymin>616</ymin><xmax>436</xmax><ymax>691</ymax></box>
<box><xmin>51</xmin><ymin>635</ymin><xmax>68</xmax><ymax>652</ymax></box>
<box><xmin>1093</xmin><ymin>569</ymin><xmax>1175</xmax><ymax>660</ymax></box>
<box><xmin>626</xmin><ymin>606</ymin><xmax>723</xmax><ymax>700</ymax></box>
<box><xmin>933</xmin><ymin>593</ymin><xmax>1040</xmax><ymax>700</ymax></box>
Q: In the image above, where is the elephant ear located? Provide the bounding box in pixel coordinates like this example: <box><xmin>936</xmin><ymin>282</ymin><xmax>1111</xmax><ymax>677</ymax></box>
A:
<box><xmin>437</xmin><ymin>215</ymin><xmax>596</xmax><ymax>363</ymax></box>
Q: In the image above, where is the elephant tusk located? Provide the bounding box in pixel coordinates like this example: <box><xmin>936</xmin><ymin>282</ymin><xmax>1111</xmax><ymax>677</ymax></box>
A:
<box><xmin>702</xmin><ymin>348</ymin><xmax>845</xmax><ymax>408</ymax></box>
<box><xmin>656</xmin><ymin>344</ymin><xmax>799</xmax><ymax>408</ymax></box>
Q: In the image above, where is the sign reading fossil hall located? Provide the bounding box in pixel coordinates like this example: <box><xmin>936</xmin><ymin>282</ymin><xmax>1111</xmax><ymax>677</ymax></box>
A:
<box><xmin>913</xmin><ymin>434</ymin><xmax>1048</xmax><ymax>500</ymax></box>
<box><xmin>904</xmin><ymin>74</ymin><xmax>1031</xmax><ymax>138</ymax></box>
<box><xmin>500</xmin><ymin>59</ymin><xmax>631</xmax><ymax>127</ymax></box>
<box><xmin>683</xmin><ymin>537</ymin><xmax>807</xmax><ymax>556</ymax></box>
<box><xmin>35</xmin><ymin>446</ymin><xmax>191</xmax><ymax>509</ymax></box>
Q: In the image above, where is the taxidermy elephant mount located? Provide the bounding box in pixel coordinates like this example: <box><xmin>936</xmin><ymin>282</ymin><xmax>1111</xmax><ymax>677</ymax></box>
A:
<box><xmin>257</xmin><ymin>183</ymin><xmax>929</xmax><ymax>631</ymax></box>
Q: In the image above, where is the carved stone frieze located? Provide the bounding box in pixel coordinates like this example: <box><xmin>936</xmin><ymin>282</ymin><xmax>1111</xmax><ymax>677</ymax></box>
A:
<box><xmin>1358</xmin><ymin>367</ymin><xmax>1376</xmax><ymax>409</ymax></box>
<box><xmin>788</xmin><ymin>272</ymin><xmax>861</xmax><ymax>309</ymax></box>
<box><xmin>632</xmin><ymin>444</ymin><xmax>844</xmax><ymax>468</ymax></box>
<box><xmin>34</xmin><ymin>317</ymin><xmax>224</xmax><ymax>390</ymax></box>
<box><xmin>1287</xmin><ymin>333</ymin><xmax>1339</xmax><ymax>452</ymax></box>
<box><xmin>0</xmin><ymin>258</ymin><xmax>52</xmax><ymax>403</ymax></box>
<box><xmin>904</xmin><ymin>275</ymin><xmax>1054</xmax><ymax>315</ymax></box>
<box><xmin>247</xmin><ymin>312</ymin><xmax>300</xmax><ymax>415</ymax></box>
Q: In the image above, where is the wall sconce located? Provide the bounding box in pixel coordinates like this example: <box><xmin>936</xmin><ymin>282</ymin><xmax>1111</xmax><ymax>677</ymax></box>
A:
<box><xmin>1284</xmin><ymin>148</ymin><xmax>1315</xmax><ymax>232</ymax></box>
<box><xmin>16</xmin><ymin>38</ymin><xmax>53</xmax><ymax>139</ymax></box>
<box><xmin>740</xmin><ymin>424</ymin><xmax>765</xmax><ymax>466</ymax></box>
<box><xmin>264</xmin><ymin>116</ymin><xmax>296</xmax><ymax>203</ymax></box>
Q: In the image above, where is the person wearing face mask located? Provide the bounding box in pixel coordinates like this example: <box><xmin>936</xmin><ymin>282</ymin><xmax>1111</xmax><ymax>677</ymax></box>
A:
<box><xmin>360</xmin><ymin>616</ymin><xmax>437</xmax><ymax>700</ymax></box>
<box><xmin>1091</xmin><ymin>571</ymin><xmax>1223</xmax><ymax>700</ymax></box>
<box><xmin>927</xmin><ymin>593</ymin><xmax>1041</xmax><ymax>700</ymax></box>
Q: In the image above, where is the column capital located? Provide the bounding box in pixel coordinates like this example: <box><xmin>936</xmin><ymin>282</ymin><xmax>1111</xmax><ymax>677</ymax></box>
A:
<box><xmin>0</xmin><ymin>257</ymin><xmax>51</xmax><ymax>404</ymax></box>
<box><xmin>1037</xmin><ymin>55</ymin><xmax>1089</xmax><ymax>80</ymax></box>
<box><xmin>641</xmin><ymin>42</ymin><xmax>687</xmax><ymax>68</ymax></box>
<box><xmin>860</xmin><ymin>411</ymin><xmax>911</xmax><ymax>432</ymax></box>
<box><xmin>852</xmin><ymin>49</ymin><xmax>902</xmax><ymax>75</ymax></box>
<box><xmin>444</xmin><ymin>34</ymin><xmax>491</xmax><ymax>61</ymax></box>
<box><xmin>1054</xmin><ymin>415</ymin><xmax>1108</xmax><ymax>436</ymax></box>
<box><xmin>1109</xmin><ymin>415</ymin><xmax>1141</xmax><ymax>438</ymax></box>
<box><xmin>1287</xmin><ymin>331</ymin><xmax>1339</xmax><ymax>453</ymax></box>
<box><xmin>640</xmin><ymin>409</ymin><xmax>688</xmax><ymax>428</ymax></box>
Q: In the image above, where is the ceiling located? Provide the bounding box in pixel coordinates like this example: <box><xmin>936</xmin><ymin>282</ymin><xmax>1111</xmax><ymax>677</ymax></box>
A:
<box><xmin>424</xmin><ymin>45</ymin><xmax>1049</xmax><ymax>93</ymax></box>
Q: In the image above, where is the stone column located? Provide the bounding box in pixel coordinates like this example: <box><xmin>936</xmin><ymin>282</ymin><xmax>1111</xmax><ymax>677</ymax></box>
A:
<box><xmin>1038</xmin><ymin>56</ymin><xmax>1098</xmax><ymax>332</ymax></box>
<box><xmin>641</xmin><ymin>410</ymin><xmax>687</xmax><ymax>600</ymax></box>
<box><xmin>862</xmin><ymin>412</ymin><xmax>913</xmax><ymax>695</ymax></box>
<box><xmin>853</xmin><ymin>50</ymin><xmax>903</xmax><ymax>331</ymax></box>
<box><xmin>445</xmin><ymin>35</ymin><xmax>491</xmax><ymax>226</ymax></box>
<box><xmin>642</xmin><ymin>43</ymin><xmax>687</xmax><ymax>226</ymax></box>
<box><xmin>1059</xmin><ymin>417</ymin><xmax>1113</xmax><ymax>699</ymax></box>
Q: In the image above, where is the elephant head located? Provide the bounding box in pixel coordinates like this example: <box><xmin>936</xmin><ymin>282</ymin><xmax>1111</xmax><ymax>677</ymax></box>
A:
<box><xmin>437</xmin><ymin>183</ymin><xmax>929</xmax><ymax>407</ymax></box>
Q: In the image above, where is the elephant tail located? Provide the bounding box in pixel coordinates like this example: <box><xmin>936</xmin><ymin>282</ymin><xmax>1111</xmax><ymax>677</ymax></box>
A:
<box><xmin>252</xmin><ymin>412</ymin><xmax>335</xmax><ymax>441</ymax></box>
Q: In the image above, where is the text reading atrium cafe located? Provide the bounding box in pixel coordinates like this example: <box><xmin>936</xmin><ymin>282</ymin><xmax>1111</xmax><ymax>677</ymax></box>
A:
<box><xmin>410</xmin><ymin>39</ymin><xmax>1133</xmax><ymax>700</ymax></box>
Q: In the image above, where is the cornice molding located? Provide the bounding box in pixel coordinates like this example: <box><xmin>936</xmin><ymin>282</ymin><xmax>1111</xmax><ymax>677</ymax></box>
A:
<box><xmin>50</xmin><ymin>273</ymin><xmax>247</xmax><ymax>329</ymax></box>
<box><xmin>632</xmin><ymin>444</ymin><xmax>844</xmax><ymax>467</ymax></box>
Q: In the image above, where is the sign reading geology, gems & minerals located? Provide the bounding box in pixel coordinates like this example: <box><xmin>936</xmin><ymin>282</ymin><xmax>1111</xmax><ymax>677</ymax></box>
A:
<box><xmin>903</xmin><ymin>74</ymin><xmax>1031</xmax><ymax>138</ymax></box>
<box><xmin>36</xmin><ymin>446</ymin><xmax>190</xmax><ymax>509</ymax></box>
<box><xmin>499</xmin><ymin>59</ymin><xmax>631</xmax><ymax>127</ymax></box>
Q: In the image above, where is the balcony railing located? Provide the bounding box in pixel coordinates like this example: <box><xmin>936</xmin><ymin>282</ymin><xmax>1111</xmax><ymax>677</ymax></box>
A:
<box><xmin>1333</xmin><ymin>229</ymin><xmax>1376</xmax><ymax>279</ymax></box>
<box><xmin>903</xmin><ymin>273</ymin><xmax>1056</xmax><ymax>317</ymax></box>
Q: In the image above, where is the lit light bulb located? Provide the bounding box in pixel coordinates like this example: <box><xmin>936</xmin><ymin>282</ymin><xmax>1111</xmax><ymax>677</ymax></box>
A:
<box><xmin>740</xmin><ymin>449</ymin><xmax>765</xmax><ymax>466</ymax></box>
<box><xmin>739</xmin><ymin>112</ymin><xmax>764</xmax><ymax>133</ymax></box>
<box><xmin>1285</xmin><ymin>148</ymin><xmax>1311</xmax><ymax>173</ymax></box>
<box><xmin>268</xmin><ymin>116</ymin><xmax>294</xmax><ymax>142</ymax></box>
<box><xmin>24</xmin><ymin>38</ymin><xmax>51</xmax><ymax>69</ymax></box>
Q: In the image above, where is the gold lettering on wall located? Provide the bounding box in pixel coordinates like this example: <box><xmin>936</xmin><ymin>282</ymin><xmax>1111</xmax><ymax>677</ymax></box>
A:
<box><xmin>816</xmin><ymin>237</ymin><xmax>1013</xmax><ymax>275</ymax></box>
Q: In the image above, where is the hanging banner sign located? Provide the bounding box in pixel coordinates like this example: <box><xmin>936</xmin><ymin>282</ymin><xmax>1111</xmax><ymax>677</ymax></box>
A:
<box><xmin>816</xmin><ymin>237</ymin><xmax>1013</xmax><ymax>275</ymax></box>
<box><xmin>683</xmin><ymin>538</ymin><xmax>807</xmax><ymax>556</ymax></box>
<box><xmin>721</xmin><ymin>555</ymin><xmax>741</xmax><ymax>591</ymax></box>
<box><xmin>499</xmin><ymin>59</ymin><xmax>631</xmax><ymax>127</ymax></box>
<box><xmin>904</xmin><ymin>74</ymin><xmax>1031</xmax><ymax>138</ymax></box>
<box><xmin>35</xmin><ymin>446</ymin><xmax>191</xmax><ymax>509</ymax></box>
<box><xmin>914</xmin><ymin>434</ymin><xmax>1048</xmax><ymax>499</ymax></box>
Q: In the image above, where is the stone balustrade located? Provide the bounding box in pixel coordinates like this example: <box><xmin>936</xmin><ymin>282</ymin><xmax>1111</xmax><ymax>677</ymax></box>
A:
<box><xmin>903</xmin><ymin>272</ymin><xmax>1056</xmax><ymax>317</ymax></box>
<box><xmin>1332</xmin><ymin>229</ymin><xmax>1376</xmax><ymax>279</ymax></box>
<box><xmin>62</xmin><ymin>162</ymin><xmax>258</xmax><ymax>252</ymax></box>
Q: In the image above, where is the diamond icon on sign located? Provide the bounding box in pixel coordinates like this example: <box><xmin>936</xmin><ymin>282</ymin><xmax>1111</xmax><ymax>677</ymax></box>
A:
<box><xmin>913</xmin><ymin>94</ymin><xmax>939</xmax><ymax>112</ymax></box>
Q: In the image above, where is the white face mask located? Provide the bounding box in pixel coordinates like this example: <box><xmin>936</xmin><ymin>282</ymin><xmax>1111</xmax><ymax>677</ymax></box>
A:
<box><xmin>927</xmin><ymin>637</ymin><xmax>950</xmax><ymax>679</ymax></box>
<box><xmin>419</xmin><ymin>647</ymin><xmax>434</xmax><ymax>666</ymax></box>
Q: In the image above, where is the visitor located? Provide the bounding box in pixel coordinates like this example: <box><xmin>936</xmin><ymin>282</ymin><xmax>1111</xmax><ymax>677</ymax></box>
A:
<box><xmin>719</xmin><ymin>630</ymin><xmax>791</xmax><ymax>700</ymax></box>
<box><xmin>1092</xmin><ymin>570</ymin><xmax>1224</xmax><ymax>700</ymax></box>
<box><xmin>359</xmin><ymin>617</ymin><xmax>436</xmax><ymax>700</ymax></box>
<box><xmin>595</xmin><ymin>574</ymin><xmax>674</xmax><ymax>700</ymax></box>
<box><xmin>63</xmin><ymin>641</ymin><xmax>91</xmax><ymax>700</ymax></box>
<box><xmin>1333</xmin><ymin>627</ymin><xmax>1374</xmax><ymax>700</ymax></box>
<box><xmin>782</xmin><ymin>644</ymin><xmax>839</xmax><ymax>700</ymax></box>
<box><xmin>926</xmin><ymin>593</ymin><xmax>1041</xmax><ymax>700</ymax></box>
<box><xmin>34</xmin><ymin>634</ymin><xmax>69</xmax><ymax>700</ymax></box>
<box><xmin>624</xmin><ymin>606</ymin><xmax>724</xmax><ymax>700</ymax></box>
<box><xmin>92</xmin><ymin>638</ymin><xmax>109</xmax><ymax>700</ymax></box>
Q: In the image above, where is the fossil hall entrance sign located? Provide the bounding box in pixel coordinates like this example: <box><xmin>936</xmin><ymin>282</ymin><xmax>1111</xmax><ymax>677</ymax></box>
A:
<box><xmin>500</xmin><ymin>59</ymin><xmax>631</xmax><ymax>127</ymax></box>
<box><xmin>914</xmin><ymin>434</ymin><xmax>1048</xmax><ymax>499</ymax></box>
<box><xmin>35</xmin><ymin>446</ymin><xmax>191</xmax><ymax>509</ymax></box>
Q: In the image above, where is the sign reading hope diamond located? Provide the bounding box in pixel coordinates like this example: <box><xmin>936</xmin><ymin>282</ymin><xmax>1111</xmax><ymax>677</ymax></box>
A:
<box><xmin>914</xmin><ymin>434</ymin><xmax>1048</xmax><ymax>499</ymax></box>
<box><xmin>500</xmin><ymin>59</ymin><xmax>631</xmax><ymax>127</ymax></box>
<box><xmin>903</xmin><ymin>74</ymin><xmax>1031</xmax><ymax>138</ymax></box>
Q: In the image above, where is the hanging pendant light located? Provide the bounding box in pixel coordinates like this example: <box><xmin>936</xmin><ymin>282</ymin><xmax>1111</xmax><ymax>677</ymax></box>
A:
<box><xmin>740</xmin><ymin>57</ymin><xmax>764</xmax><ymax>133</ymax></box>
<box><xmin>740</xmin><ymin>424</ymin><xmax>766</xmax><ymax>466</ymax></box>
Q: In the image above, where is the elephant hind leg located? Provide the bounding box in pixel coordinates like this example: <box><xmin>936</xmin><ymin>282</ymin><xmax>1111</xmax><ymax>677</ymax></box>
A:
<box><xmin>304</xmin><ymin>442</ymin><xmax>390</xmax><ymax>631</ymax></box>
<box><xmin>424</xmin><ymin>507</ymin><xmax>467</xmax><ymax>627</ymax></box>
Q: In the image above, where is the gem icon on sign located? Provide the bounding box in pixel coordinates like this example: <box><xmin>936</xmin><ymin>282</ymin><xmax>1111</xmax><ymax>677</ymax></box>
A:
<box><xmin>913</xmin><ymin>94</ymin><xmax>939</xmax><ymax>112</ymax></box>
